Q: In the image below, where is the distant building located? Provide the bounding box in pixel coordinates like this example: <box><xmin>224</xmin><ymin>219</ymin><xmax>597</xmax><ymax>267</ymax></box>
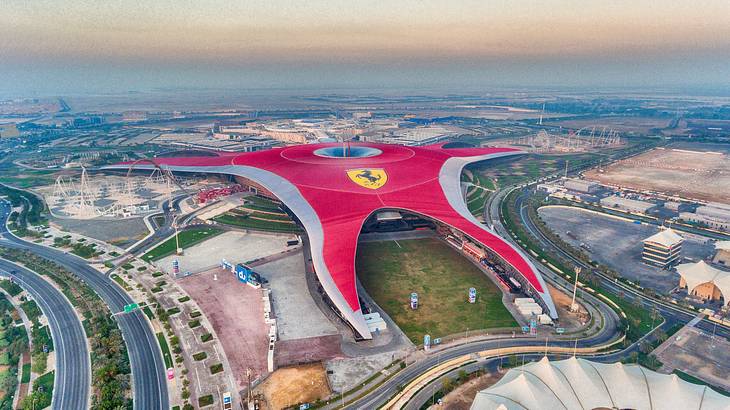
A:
<box><xmin>563</xmin><ymin>178</ymin><xmax>600</xmax><ymax>194</ymax></box>
<box><xmin>713</xmin><ymin>241</ymin><xmax>730</xmax><ymax>266</ymax></box>
<box><xmin>642</xmin><ymin>229</ymin><xmax>683</xmax><ymax>268</ymax></box>
<box><xmin>122</xmin><ymin>111</ymin><xmax>148</xmax><ymax>122</ymax></box>
<box><xmin>679</xmin><ymin>208</ymin><xmax>730</xmax><ymax>231</ymax></box>
<box><xmin>0</xmin><ymin>124</ymin><xmax>20</xmax><ymax>138</ymax></box>
<box><xmin>663</xmin><ymin>201</ymin><xmax>688</xmax><ymax>212</ymax></box>
<box><xmin>676</xmin><ymin>260</ymin><xmax>730</xmax><ymax>305</ymax></box>
<box><xmin>600</xmin><ymin>196</ymin><xmax>655</xmax><ymax>214</ymax></box>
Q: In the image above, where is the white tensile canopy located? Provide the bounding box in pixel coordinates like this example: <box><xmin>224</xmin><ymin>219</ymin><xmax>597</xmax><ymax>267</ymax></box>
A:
<box><xmin>471</xmin><ymin>357</ymin><xmax>730</xmax><ymax>410</ymax></box>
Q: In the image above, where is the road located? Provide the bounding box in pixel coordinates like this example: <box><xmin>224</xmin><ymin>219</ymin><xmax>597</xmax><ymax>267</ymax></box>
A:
<box><xmin>513</xmin><ymin>187</ymin><xmax>730</xmax><ymax>340</ymax></box>
<box><xmin>0</xmin><ymin>199</ymin><xmax>169</xmax><ymax>410</ymax></box>
<box><xmin>0</xmin><ymin>259</ymin><xmax>90</xmax><ymax>410</ymax></box>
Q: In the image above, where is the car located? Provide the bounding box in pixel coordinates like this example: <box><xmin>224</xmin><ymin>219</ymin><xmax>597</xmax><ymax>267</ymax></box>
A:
<box><xmin>167</xmin><ymin>368</ymin><xmax>174</xmax><ymax>380</ymax></box>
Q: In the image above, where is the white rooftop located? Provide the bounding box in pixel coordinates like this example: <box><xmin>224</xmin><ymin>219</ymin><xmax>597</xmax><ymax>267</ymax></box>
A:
<box><xmin>715</xmin><ymin>241</ymin><xmax>730</xmax><ymax>251</ymax></box>
<box><xmin>643</xmin><ymin>228</ymin><xmax>684</xmax><ymax>247</ymax></box>
<box><xmin>676</xmin><ymin>260</ymin><xmax>730</xmax><ymax>303</ymax></box>
<box><xmin>471</xmin><ymin>356</ymin><xmax>730</xmax><ymax>410</ymax></box>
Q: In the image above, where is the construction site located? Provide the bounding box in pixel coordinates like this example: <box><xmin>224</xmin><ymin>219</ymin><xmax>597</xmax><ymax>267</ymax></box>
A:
<box><xmin>496</xmin><ymin>128</ymin><xmax>623</xmax><ymax>153</ymax></box>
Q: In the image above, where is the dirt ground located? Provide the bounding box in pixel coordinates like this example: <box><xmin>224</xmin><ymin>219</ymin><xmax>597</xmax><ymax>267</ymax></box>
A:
<box><xmin>178</xmin><ymin>268</ymin><xmax>269</xmax><ymax>384</ymax></box>
<box><xmin>256</xmin><ymin>363</ymin><xmax>331</xmax><ymax>410</ymax></box>
<box><xmin>275</xmin><ymin>334</ymin><xmax>342</xmax><ymax>368</ymax></box>
<box><xmin>547</xmin><ymin>284</ymin><xmax>590</xmax><ymax>332</ymax></box>
<box><xmin>584</xmin><ymin>147</ymin><xmax>730</xmax><ymax>203</ymax></box>
<box><xmin>437</xmin><ymin>371</ymin><xmax>505</xmax><ymax>409</ymax></box>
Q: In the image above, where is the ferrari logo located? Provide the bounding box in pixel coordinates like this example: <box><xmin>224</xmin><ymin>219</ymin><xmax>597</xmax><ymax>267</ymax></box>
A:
<box><xmin>346</xmin><ymin>168</ymin><xmax>388</xmax><ymax>190</ymax></box>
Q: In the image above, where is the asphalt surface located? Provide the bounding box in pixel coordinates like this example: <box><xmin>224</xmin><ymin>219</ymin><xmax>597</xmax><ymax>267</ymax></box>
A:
<box><xmin>0</xmin><ymin>199</ymin><xmax>169</xmax><ymax>410</ymax></box>
<box><xmin>0</xmin><ymin>259</ymin><xmax>90</xmax><ymax>410</ymax></box>
<box><xmin>514</xmin><ymin>186</ymin><xmax>730</xmax><ymax>340</ymax></box>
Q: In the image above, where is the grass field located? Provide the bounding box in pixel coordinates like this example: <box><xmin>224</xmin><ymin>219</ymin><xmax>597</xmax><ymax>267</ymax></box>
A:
<box><xmin>356</xmin><ymin>238</ymin><xmax>517</xmax><ymax>343</ymax></box>
<box><xmin>213</xmin><ymin>212</ymin><xmax>301</xmax><ymax>233</ymax></box>
<box><xmin>142</xmin><ymin>227</ymin><xmax>223</xmax><ymax>262</ymax></box>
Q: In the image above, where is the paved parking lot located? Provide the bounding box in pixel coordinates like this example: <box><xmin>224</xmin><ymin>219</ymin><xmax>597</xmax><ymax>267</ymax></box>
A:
<box><xmin>158</xmin><ymin>230</ymin><xmax>295</xmax><ymax>274</ymax></box>
<box><xmin>654</xmin><ymin>326</ymin><xmax>730</xmax><ymax>391</ymax></box>
<box><xmin>178</xmin><ymin>268</ymin><xmax>270</xmax><ymax>384</ymax></box>
<box><xmin>254</xmin><ymin>253</ymin><xmax>339</xmax><ymax>341</ymax></box>
<box><xmin>539</xmin><ymin>206</ymin><xmax>715</xmax><ymax>294</ymax></box>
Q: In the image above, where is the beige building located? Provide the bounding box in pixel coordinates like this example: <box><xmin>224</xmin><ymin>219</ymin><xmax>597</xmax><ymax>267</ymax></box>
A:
<box><xmin>713</xmin><ymin>241</ymin><xmax>730</xmax><ymax>266</ymax></box>
<box><xmin>642</xmin><ymin>229</ymin><xmax>683</xmax><ymax>268</ymax></box>
<box><xmin>676</xmin><ymin>260</ymin><xmax>730</xmax><ymax>304</ymax></box>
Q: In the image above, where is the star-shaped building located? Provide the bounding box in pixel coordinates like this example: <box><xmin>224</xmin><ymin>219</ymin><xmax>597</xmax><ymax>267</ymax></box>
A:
<box><xmin>111</xmin><ymin>142</ymin><xmax>557</xmax><ymax>339</ymax></box>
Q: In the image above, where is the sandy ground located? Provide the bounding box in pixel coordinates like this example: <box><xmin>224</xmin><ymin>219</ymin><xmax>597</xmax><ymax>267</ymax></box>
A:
<box><xmin>158</xmin><ymin>230</ymin><xmax>294</xmax><ymax>274</ymax></box>
<box><xmin>547</xmin><ymin>284</ymin><xmax>590</xmax><ymax>332</ymax></box>
<box><xmin>584</xmin><ymin>147</ymin><xmax>730</xmax><ymax>204</ymax></box>
<box><xmin>256</xmin><ymin>363</ymin><xmax>331</xmax><ymax>410</ymax></box>
<box><xmin>654</xmin><ymin>326</ymin><xmax>730</xmax><ymax>391</ymax></box>
<box><xmin>254</xmin><ymin>254</ymin><xmax>339</xmax><ymax>341</ymax></box>
<box><xmin>178</xmin><ymin>268</ymin><xmax>269</xmax><ymax>383</ymax></box>
<box><xmin>539</xmin><ymin>206</ymin><xmax>715</xmax><ymax>294</ymax></box>
<box><xmin>436</xmin><ymin>371</ymin><xmax>505</xmax><ymax>409</ymax></box>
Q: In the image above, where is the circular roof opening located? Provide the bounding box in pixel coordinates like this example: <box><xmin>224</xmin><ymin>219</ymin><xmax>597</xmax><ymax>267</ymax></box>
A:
<box><xmin>314</xmin><ymin>146</ymin><xmax>382</xmax><ymax>158</ymax></box>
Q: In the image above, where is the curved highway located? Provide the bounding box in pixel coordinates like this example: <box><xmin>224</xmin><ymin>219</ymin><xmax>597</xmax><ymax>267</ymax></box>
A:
<box><xmin>0</xmin><ymin>199</ymin><xmax>169</xmax><ymax>410</ymax></box>
<box><xmin>513</xmin><ymin>187</ymin><xmax>730</xmax><ymax>339</ymax></box>
<box><xmin>0</xmin><ymin>259</ymin><xmax>89</xmax><ymax>410</ymax></box>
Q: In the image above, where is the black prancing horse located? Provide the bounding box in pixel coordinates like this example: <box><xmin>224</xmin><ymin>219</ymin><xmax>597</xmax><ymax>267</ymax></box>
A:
<box><xmin>356</xmin><ymin>170</ymin><xmax>381</xmax><ymax>184</ymax></box>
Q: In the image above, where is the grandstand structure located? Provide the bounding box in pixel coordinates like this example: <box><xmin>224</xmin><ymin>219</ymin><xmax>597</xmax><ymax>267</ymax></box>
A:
<box><xmin>471</xmin><ymin>357</ymin><xmax>730</xmax><ymax>410</ymax></box>
<box><xmin>642</xmin><ymin>228</ymin><xmax>683</xmax><ymax>268</ymax></box>
<box><xmin>104</xmin><ymin>142</ymin><xmax>558</xmax><ymax>340</ymax></box>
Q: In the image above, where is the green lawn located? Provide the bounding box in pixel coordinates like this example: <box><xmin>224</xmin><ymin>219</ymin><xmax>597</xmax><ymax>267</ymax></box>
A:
<box><xmin>142</xmin><ymin>227</ymin><xmax>224</xmax><ymax>261</ymax></box>
<box><xmin>156</xmin><ymin>332</ymin><xmax>173</xmax><ymax>369</ymax></box>
<box><xmin>213</xmin><ymin>213</ymin><xmax>301</xmax><ymax>233</ymax></box>
<box><xmin>357</xmin><ymin>238</ymin><xmax>518</xmax><ymax>343</ymax></box>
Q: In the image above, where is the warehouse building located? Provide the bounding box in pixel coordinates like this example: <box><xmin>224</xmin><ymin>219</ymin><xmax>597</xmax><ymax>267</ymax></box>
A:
<box><xmin>642</xmin><ymin>229</ymin><xmax>683</xmax><ymax>268</ymax></box>
<box><xmin>563</xmin><ymin>178</ymin><xmax>601</xmax><ymax>194</ymax></box>
<box><xmin>600</xmin><ymin>196</ymin><xmax>656</xmax><ymax>214</ymax></box>
<box><xmin>676</xmin><ymin>260</ymin><xmax>730</xmax><ymax>305</ymax></box>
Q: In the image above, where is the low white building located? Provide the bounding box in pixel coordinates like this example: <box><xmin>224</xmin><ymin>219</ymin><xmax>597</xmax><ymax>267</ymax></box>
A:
<box><xmin>600</xmin><ymin>195</ymin><xmax>656</xmax><ymax>214</ymax></box>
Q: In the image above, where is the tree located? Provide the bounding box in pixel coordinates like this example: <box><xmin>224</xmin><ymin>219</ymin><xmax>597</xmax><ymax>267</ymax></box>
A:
<box><xmin>441</xmin><ymin>377</ymin><xmax>453</xmax><ymax>392</ymax></box>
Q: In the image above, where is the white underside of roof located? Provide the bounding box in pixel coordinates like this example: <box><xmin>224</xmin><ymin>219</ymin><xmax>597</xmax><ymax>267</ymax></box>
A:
<box><xmin>439</xmin><ymin>153</ymin><xmax>558</xmax><ymax>319</ymax></box>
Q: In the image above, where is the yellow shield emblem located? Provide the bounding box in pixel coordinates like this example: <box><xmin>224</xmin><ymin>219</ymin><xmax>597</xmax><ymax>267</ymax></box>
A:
<box><xmin>346</xmin><ymin>168</ymin><xmax>388</xmax><ymax>190</ymax></box>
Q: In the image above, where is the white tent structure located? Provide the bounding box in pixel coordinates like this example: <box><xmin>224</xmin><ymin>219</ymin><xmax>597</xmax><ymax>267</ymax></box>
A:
<box><xmin>471</xmin><ymin>357</ymin><xmax>730</xmax><ymax>410</ymax></box>
<box><xmin>677</xmin><ymin>260</ymin><xmax>730</xmax><ymax>305</ymax></box>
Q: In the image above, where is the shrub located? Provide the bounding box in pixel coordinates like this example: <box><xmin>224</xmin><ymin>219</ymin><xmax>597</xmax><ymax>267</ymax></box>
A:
<box><xmin>200</xmin><ymin>333</ymin><xmax>213</xmax><ymax>343</ymax></box>
<box><xmin>209</xmin><ymin>363</ymin><xmax>223</xmax><ymax>374</ymax></box>
<box><xmin>193</xmin><ymin>352</ymin><xmax>207</xmax><ymax>361</ymax></box>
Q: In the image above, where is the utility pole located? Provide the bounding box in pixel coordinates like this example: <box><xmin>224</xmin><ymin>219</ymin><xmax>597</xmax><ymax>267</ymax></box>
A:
<box><xmin>570</xmin><ymin>267</ymin><xmax>581</xmax><ymax>312</ymax></box>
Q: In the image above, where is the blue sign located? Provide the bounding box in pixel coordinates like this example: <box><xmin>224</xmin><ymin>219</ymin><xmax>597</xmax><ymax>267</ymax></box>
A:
<box><xmin>223</xmin><ymin>397</ymin><xmax>231</xmax><ymax>404</ymax></box>
<box><xmin>424</xmin><ymin>334</ymin><xmax>431</xmax><ymax>347</ymax></box>
<box><xmin>521</xmin><ymin>326</ymin><xmax>530</xmax><ymax>333</ymax></box>
<box><xmin>235</xmin><ymin>264</ymin><xmax>252</xmax><ymax>283</ymax></box>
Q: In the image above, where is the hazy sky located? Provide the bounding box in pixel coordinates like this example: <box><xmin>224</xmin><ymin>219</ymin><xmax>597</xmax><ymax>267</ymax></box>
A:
<box><xmin>2</xmin><ymin>0</ymin><xmax>730</xmax><ymax>95</ymax></box>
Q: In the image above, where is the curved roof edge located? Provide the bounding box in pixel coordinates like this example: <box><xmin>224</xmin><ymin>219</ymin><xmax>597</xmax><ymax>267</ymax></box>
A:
<box><xmin>439</xmin><ymin>152</ymin><xmax>558</xmax><ymax>319</ymax></box>
<box><xmin>471</xmin><ymin>356</ymin><xmax>730</xmax><ymax>410</ymax></box>
<box><xmin>105</xmin><ymin>162</ymin><xmax>373</xmax><ymax>339</ymax></box>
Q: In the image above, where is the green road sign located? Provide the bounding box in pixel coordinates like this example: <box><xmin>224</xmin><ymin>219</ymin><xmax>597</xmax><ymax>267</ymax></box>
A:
<box><xmin>123</xmin><ymin>303</ymin><xmax>139</xmax><ymax>313</ymax></box>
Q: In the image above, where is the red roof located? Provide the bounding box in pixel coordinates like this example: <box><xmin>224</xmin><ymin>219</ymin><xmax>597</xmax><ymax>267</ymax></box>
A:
<box><xmin>119</xmin><ymin>142</ymin><xmax>553</xmax><ymax>337</ymax></box>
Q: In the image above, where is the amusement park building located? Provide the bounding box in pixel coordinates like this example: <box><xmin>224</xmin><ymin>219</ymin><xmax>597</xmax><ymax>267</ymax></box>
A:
<box><xmin>107</xmin><ymin>142</ymin><xmax>557</xmax><ymax>339</ymax></box>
